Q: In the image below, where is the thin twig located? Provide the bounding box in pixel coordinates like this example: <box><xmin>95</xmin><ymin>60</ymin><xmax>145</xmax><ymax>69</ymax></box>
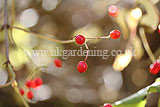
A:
<box><xmin>84</xmin><ymin>43</ymin><xmax>89</xmax><ymax>61</ymax></box>
<box><xmin>11</xmin><ymin>26</ymin><xmax>111</xmax><ymax>44</ymax></box>
<box><xmin>12</xmin><ymin>81</ymin><xmax>29</xmax><ymax>107</ymax></box>
<box><xmin>0</xmin><ymin>64</ymin><xmax>15</xmax><ymax>88</ymax></box>
<box><xmin>85</xmin><ymin>35</ymin><xmax>110</xmax><ymax>39</ymax></box>
<box><xmin>26</xmin><ymin>66</ymin><xmax>47</xmax><ymax>81</ymax></box>
<box><xmin>11</xmin><ymin>0</ymin><xmax>16</xmax><ymax>25</ymax></box>
<box><xmin>139</xmin><ymin>27</ymin><xmax>156</xmax><ymax>63</ymax></box>
<box><xmin>11</xmin><ymin>26</ymin><xmax>75</xmax><ymax>44</ymax></box>
<box><xmin>3</xmin><ymin>0</ymin><xmax>29</xmax><ymax>107</ymax></box>
<box><xmin>4</xmin><ymin>0</ymin><xmax>9</xmax><ymax>62</ymax></box>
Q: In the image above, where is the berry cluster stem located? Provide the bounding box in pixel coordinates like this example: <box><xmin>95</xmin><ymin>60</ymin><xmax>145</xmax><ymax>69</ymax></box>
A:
<box><xmin>10</xmin><ymin>26</ymin><xmax>112</xmax><ymax>45</ymax></box>
<box><xmin>11</xmin><ymin>26</ymin><xmax>75</xmax><ymax>44</ymax></box>
<box><xmin>84</xmin><ymin>43</ymin><xmax>89</xmax><ymax>61</ymax></box>
<box><xmin>85</xmin><ymin>35</ymin><xmax>110</xmax><ymax>39</ymax></box>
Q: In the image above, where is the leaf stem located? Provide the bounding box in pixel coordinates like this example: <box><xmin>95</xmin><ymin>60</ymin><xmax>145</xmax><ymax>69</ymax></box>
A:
<box><xmin>85</xmin><ymin>35</ymin><xmax>110</xmax><ymax>39</ymax></box>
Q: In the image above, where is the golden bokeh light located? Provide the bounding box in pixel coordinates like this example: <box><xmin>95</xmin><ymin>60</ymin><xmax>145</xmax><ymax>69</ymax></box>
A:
<box><xmin>113</xmin><ymin>50</ymin><xmax>132</xmax><ymax>71</ymax></box>
<box><xmin>131</xmin><ymin>8</ymin><xmax>142</xmax><ymax>20</ymax></box>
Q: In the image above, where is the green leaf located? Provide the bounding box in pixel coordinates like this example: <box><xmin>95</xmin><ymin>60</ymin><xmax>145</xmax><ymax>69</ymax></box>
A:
<box><xmin>148</xmin><ymin>78</ymin><xmax>160</xmax><ymax>93</ymax></box>
<box><xmin>148</xmin><ymin>86</ymin><xmax>160</xmax><ymax>93</ymax></box>
<box><xmin>158</xmin><ymin>96</ymin><xmax>160</xmax><ymax>107</ymax></box>
<box><xmin>112</xmin><ymin>78</ymin><xmax>160</xmax><ymax>107</ymax></box>
<box><xmin>114</xmin><ymin>89</ymin><xmax>147</xmax><ymax>105</ymax></box>
<box><xmin>114</xmin><ymin>99</ymin><xmax>146</xmax><ymax>107</ymax></box>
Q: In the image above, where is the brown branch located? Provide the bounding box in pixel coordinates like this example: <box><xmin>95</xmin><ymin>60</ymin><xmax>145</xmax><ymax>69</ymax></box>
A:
<box><xmin>4</xmin><ymin>0</ymin><xmax>9</xmax><ymax>62</ymax></box>
<box><xmin>2</xmin><ymin>0</ymin><xmax>29</xmax><ymax>106</ymax></box>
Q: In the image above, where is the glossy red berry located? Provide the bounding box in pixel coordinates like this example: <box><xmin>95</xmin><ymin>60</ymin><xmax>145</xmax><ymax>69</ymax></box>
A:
<box><xmin>26</xmin><ymin>80</ymin><xmax>37</xmax><ymax>88</ymax></box>
<box><xmin>34</xmin><ymin>77</ymin><xmax>43</xmax><ymax>87</ymax></box>
<box><xmin>19</xmin><ymin>88</ymin><xmax>24</xmax><ymax>96</ymax></box>
<box><xmin>30</xmin><ymin>80</ymin><xmax>37</xmax><ymax>88</ymax></box>
<box><xmin>158</xmin><ymin>24</ymin><xmax>160</xmax><ymax>34</ymax></box>
<box><xmin>104</xmin><ymin>104</ymin><xmax>112</xmax><ymax>107</ymax></box>
<box><xmin>77</xmin><ymin>61</ymin><xmax>88</xmax><ymax>73</ymax></box>
<box><xmin>108</xmin><ymin>5</ymin><xmax>119</xmax><ymax>17</ymax></box>
<box><xmin>27</xmin><ymin>91</ymin><xmax>33</xmax><ymax>99</ymax></box>
<box><xmin>75</xmin><ymin>35</ymin><xmax>85</xmax><ymax>45</ymax></box>
<box><xmin>54</xmin><ymin>58</ymin><xmax>62</xmax><ymax>67</ymax></box>
<box><xmin>25</xmin><ymin>80</ymin><xmax>31</xmax><ymax>88</ymax></box>
<box><xmin>149</xmin><ymin>59</ymin><xmax>160</xmax><ymax>75</ymax></box>
<box><xmin>109</xmin><ymin>30</ymin><xmax>121</xmax><ymax>39</ymax></box>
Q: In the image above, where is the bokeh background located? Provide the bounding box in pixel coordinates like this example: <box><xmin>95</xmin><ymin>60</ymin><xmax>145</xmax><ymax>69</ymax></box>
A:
<box><xmin>0</xmin><ymin>0</ymin><xmax>160</xmax><ymax>107</ymax></box>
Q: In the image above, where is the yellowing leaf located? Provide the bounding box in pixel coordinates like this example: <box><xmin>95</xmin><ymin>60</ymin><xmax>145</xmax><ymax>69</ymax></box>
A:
<box><xmin>10</xmin><ymin>48</ymin><xmax>29</xmax><ymax>68</ymax></box>
<box><xmin>12</xmin><ymin>23</ymin><xmax>38</xmax><ymax>49</ymax></box>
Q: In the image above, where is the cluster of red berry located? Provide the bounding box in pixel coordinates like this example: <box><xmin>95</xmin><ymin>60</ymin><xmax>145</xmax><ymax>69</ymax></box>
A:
<box><xmin>149</xmin><ymin>59</ymin><xmax>160</xmax><ymax>75</ymax></box>
<box><xmin>108</xmin><ymin>4</ymin><xmax>160</xmax><ymax>76</ymax></box>
<box><xmin>52</xmin><ymin>29</ymin><xmax>121</xmax><ymax>74</ymax></box>
<box><xmin>75</xmin><ymin>35</ymin><xmax>88</xmax><ymax>73</ymax></box>
<box><xmin>19</xmin><ymin>77</ymin><xmax>43</xmax><ymax>99</ymax></box>
<box><xmin>75</xmin><ymin>30</ymin><xmax>120</xmax><ymax>73</ymax></box>
<box><xmin>50</xmin><ymin>5</ymin><xmax>121</xmax><ymax>74</ymax></box>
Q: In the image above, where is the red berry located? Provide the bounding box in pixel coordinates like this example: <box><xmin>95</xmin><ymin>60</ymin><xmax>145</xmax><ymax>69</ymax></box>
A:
<box><xmin>103</xmin><ymin>104</ymin><xmax>112</xmax><ymax>107</ymax></box>
<box><xmin>149</xmin><ymin>59</ymin><xmax>160</xmax><ymax>75</ymax></box>
<box><xmin>19</xmin><ymin>88</ymin><xmax>24</xmax><ymax>96</ymax></box>
<box><xmin>104</xmin><ymin>104</ymin><xmax>112</xmax><ymax>107</ymax></box>
<box><xmin>75</xmin><ymin>35</ymin><xmax>85</xmax><ymax>45</ymax></box>
<box><xmin>108</xmin><ymin>5</ymin><xmax>119</xmax><ymax>17</ymax></box>
<box><xmin>25</xmin><ymin>80</ymin><xmax>31</xmax><ymax>88</ymax></box>
<box><xmin>30</xmin><ymin>80</ymin><xmax>37</xmax><ymax>88</ymax></box>
<box><xmin>26</xmin><ymin>80</ymin><xmax>37</xmax><ymax>88</ymax></box>
<box><xmin>27</xmin><ymin>91</ymin><xmax>33</xmax><ymax>99</ymax></box>
<box><xmin>109</xmin><ymin>30</ymin><xmax>121</xmax><ymax>39</ymax></box>
<box><xmin>34</xmin><ymin>77</ymin><xmax>43</xmax><ymax>87</ymax></box>
<box><xmin>54</xmin><ymin>58</ymin><xmax>62</xmax><ymax>67</ymax></box>
<box><xmin>158</xmin><ymin>24</ymin><xmax>160</xmax><ymax>34</ymax></box>
<box><xmin>77</xmin><ymin>61</ymin><xmax>88</xmax><ymax>73</ymax></box>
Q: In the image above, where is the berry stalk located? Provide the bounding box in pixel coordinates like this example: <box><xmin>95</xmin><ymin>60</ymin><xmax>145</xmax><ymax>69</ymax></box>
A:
<box><xmin>85</xmin><ymin>36</ymin><xmax>110</xmax><ymax>39</ymax></box>
<box><xmin>11</xmin><ymin>26</ymin><xmax>75</xmax><ymax>44</ymax></box>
